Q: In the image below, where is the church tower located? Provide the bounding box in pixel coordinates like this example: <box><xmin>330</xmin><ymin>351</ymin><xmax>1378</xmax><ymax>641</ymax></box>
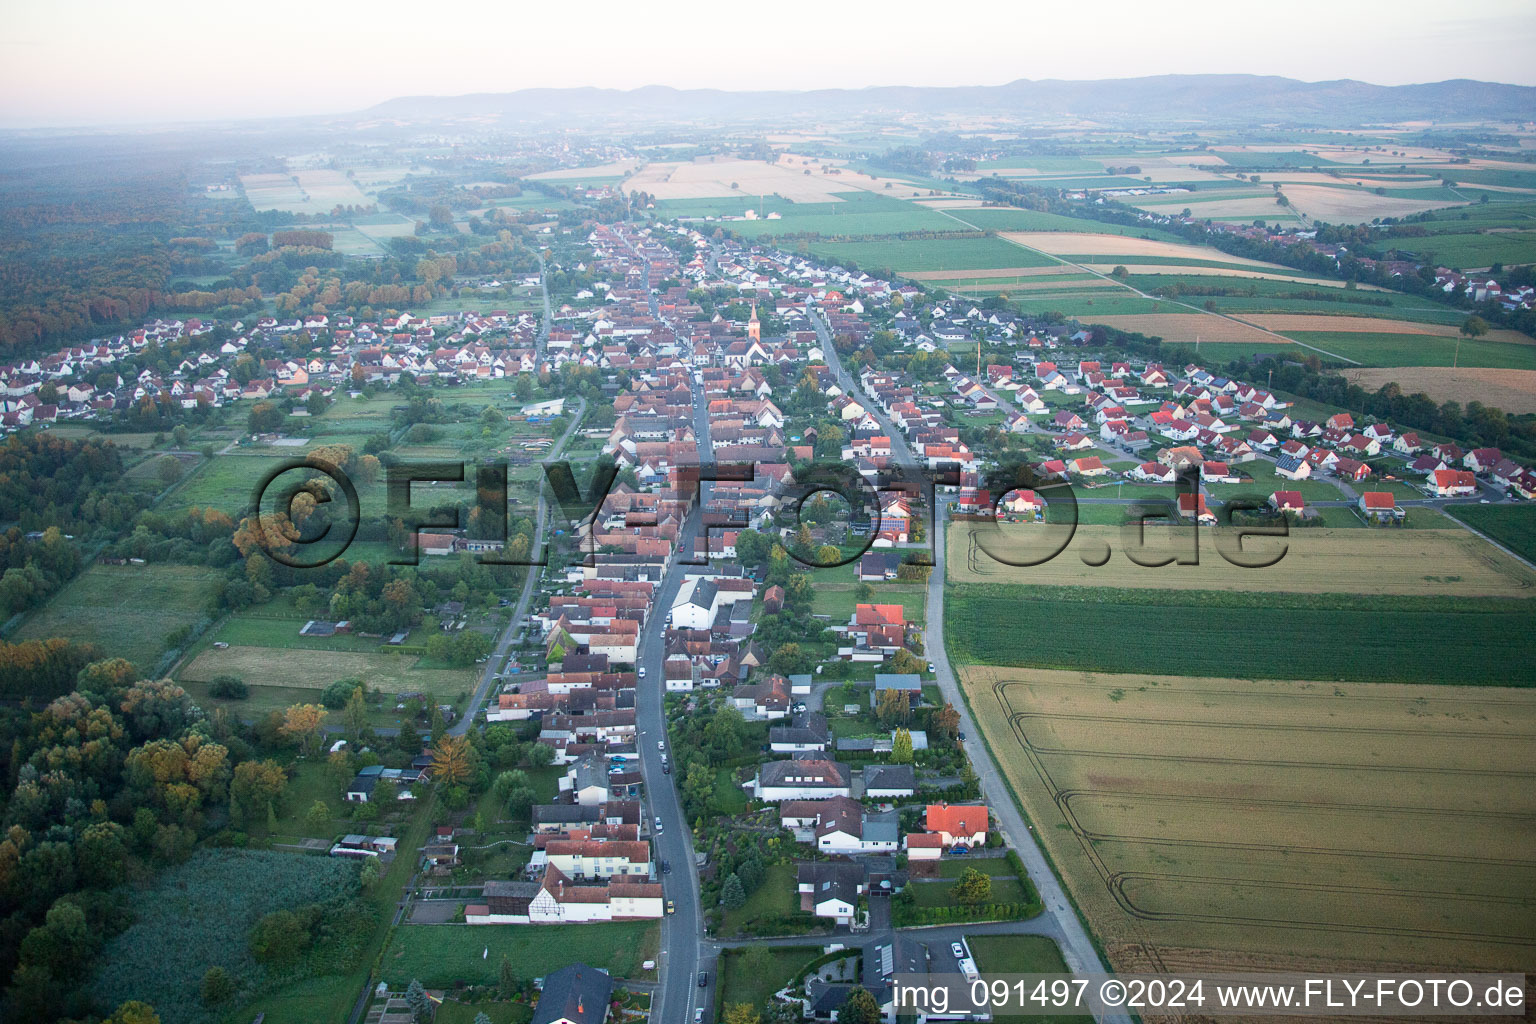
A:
<box><xmin>747</xmin><ymin>301</ymin><xmax>761</xmax><ymax>342</ymax></box>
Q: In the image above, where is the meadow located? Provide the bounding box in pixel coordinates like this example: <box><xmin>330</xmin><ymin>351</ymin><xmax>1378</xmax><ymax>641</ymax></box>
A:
<box><xmin>946</xmin><ymin>522</ymin><xmax>1535</xmax><ymax>597</ymax></box>
<box><xmin>957</xmin><ymin>667</ymin><xmax>1536</xmax><ymax>976</ymax></box>
<box><xmin>944</xmin><ymin>582</ymin><xmax>1536</xmax><ymax>685</ymax></box>
<box><xmin>13</xmin><ymin>563</ymin><xmax>222</xmax><ymax>671</ymax></box>
<box><xmin>179</xmin><ymin>642</ymin><xmax>479</xmax><ymax>696</ymax></box>
<box><xmin>379</xmin><ymin>921</ymin><xmax>658</xmax><ymax>988</ymax></box>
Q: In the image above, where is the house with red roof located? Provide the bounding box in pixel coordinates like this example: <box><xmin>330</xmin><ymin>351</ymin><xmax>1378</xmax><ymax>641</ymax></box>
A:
<box><xmin>1269</xmin><ymin>491</ymin><xmax>1305</xmax><ymax>515</ymax></box>
<box><xmin>1428</xmin><ymin>469</ymin><xmax>1478</xmax><ymax>497</ymax></box>
<box><xmin>923</xmin><ymin>803</ymin><xmax>989</xmax><ymax>849</ymax></box>
<box><xmin>1177</xmin><ymin>493</ymin><xmax>1217</xmax><ymax>526</ymax></box>
<box><xmin>1359</xmin><ymin>492</ymin><xmax>1403</xmax><ymax>522</ymax></box>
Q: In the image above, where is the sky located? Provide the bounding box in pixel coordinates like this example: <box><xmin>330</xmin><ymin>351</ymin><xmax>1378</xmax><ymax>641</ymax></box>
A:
<box><xmin>3</xmin><ymin>0</ymin><xmax>1535</xmax><ymax>127</ymax></box>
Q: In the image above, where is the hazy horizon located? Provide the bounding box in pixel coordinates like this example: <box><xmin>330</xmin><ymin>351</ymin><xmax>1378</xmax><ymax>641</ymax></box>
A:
<box><xmin>3</xmin><ymin>0</ymin><xmax>1536</xmax><ymax>129</ymax></box>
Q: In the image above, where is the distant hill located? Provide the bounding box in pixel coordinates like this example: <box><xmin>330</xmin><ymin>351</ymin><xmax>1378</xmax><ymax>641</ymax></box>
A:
<box><xmin>362</xmin><ymin>75</ymin><xmax>1536</xmax><ymax>126</ymax></box>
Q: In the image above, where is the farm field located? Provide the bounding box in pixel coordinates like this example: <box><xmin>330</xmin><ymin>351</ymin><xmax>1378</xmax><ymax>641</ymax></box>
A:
<box><xmin>937</xmin><ymin>207</ymin><xmax>1187</xmax><ymax>240</ymax></box>
<box><xmin>239</xmin><ymin>170</ymin><xmax>372</xmax><ymax>214</ymax></box>
<box><xmin>1281</xmin><ymin>183</ymin><xmax>1469</xmax><ymax>222</ymax></box>
<box><xmin>1245</xmin><ymin>314</ymin><xmax>1535</xmax><ymax>345</ymax></box>
<box><xmin>1446</xmin><ymin>504</ymin><xmax>1536</xmax><ymax>564</ymax></box>
<box><xmin>807</xmin><ymin>235</ymin><xmax>1058</xmax><ymax>273</ymax></box>
<box><xmin>1073</xmin><ymin>312</ymin><xmax>1283</xmax><ymax>345</ymax></box>
<box><xmin>1284</xmin><ymin>330</ymin><xmax>1536</xmax><ymax>370</ymax></box>
<box><xmin>1341</xmin><ymin>367</ymin><xmax>1536</xmax><ymax>415</ymax></box>
<box><xmin>957</xmin><ymin>667</ymin><xmax>1536</xmax><ymax>977</ymax></box>
<box><xmin>527</xmin><ymin>160</ymin><xmax>640</xmax><ymax>180</ymax></box>
<box><xmin>944</xmin><ymin>581</ymin><xmax>1536</xmax><ymax>685</ymax></box>
<box><xmin>179</xmin><ymin>642</ymin><xmax>479</xmax><ymax>696</ymax></box>
<box><xmin>13</xmin><ymin>563</ymin><xmax>222</xmax><ymax>671</ymax></box>
<box><xmin>622</xmin><ymin>153</ymin><xmax>921</xmax><ymax>202</ymax></box>
<box><xmin>998</xmin><ymin>232</ymin><xmax>1293</xmax><ymax>270</ymax></box>
<box><xmin>380</xmin><ymin>922</ymin><xmax>658</xmax><ymax>988</ymax></box>
<box><xmin>693</xmin><ymin>191</ymin><xmax>959</xmax><ymax>237</ymax></box>
<box><xmin>1406</xmin><ymin>230</ymin><xmax>1536</xmax><ymax>270</ymax></box>
<box><xmin>946</xmin><ymin>521</ymin><xmax>1536</xmax><ymax>598</ymax></box>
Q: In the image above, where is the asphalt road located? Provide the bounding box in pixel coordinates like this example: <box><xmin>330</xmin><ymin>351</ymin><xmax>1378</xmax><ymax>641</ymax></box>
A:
<box><xmin>812</xmin><ymin>303</ymin><xmax>1130</xmax><ymax>1020</ymax></box>
<box><xmin>633</xmin><ymin>268</ymin><xmax>711</xmax><ymax>1022</ymax></box>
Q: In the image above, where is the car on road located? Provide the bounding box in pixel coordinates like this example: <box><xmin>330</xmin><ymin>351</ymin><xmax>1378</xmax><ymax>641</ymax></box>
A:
<box><xmin>958</xmin><ymin>731</ymin><xmax>966</xmax><ymax>742</ymax></box>
<box><xmin>638</xmin><ymin>666</ymin><xmax>647</xmax><ymax>677</ymax></box>
<box><xmin>694</xmin><ymin>1011</ymin><xmax>704</xmax><ymax>1023</ymax></box>
<box><xmin>951</xmin><ymin>942</ymin><xmax>966</xmax><ymax>959</ymax></box>
<box><xmin>658</xmin><ymin>740</ymin><xmax>666</xmax><ymax>751</ymax></box>
<box><xmin>654</xmin><ymin>817</ymin><xmax>663</xmax><ymax>833</ymax></box>
<box><xmin>698</xmin><ymin>971</ymin><xmax>708</xmax><ymax>988</ymax></box>
<box><xmin>928</xmin><ymin>662</ymin><xmax>936</xmax><ymax>672</ymax></box>
<box><xmin>661</xmin><ymin>859</ymin><xmax>670</xmax><ymax>873</ymax></box>
<box><xmin>663</xmin><ymin>762</ymin><xmax>671</xmax><ymax>774</ymax></box>
<box><xmin>666</xmin><ymin>900</ymin><xmax>675</xmax><ymax>914</ymax></box>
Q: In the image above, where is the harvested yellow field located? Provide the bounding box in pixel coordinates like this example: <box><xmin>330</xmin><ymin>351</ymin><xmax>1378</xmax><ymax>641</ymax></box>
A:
<box><xmin>1282</xmin><ymin>183</ymin><xmax>1468</xmax><ymax>222</ymax></box>
<box><xmin>1245</xmin><ymin>314</ymin><xmax>1536</xmax><ymax>346</ymax></box>
<box><xmin>960</xmin><ymin>666</ymin><xmax>1536</xmax><ymax>976</ymax></box>
<box><xmin>948</xmin><ymin>522</ymin><xmax>1536</xmax><ymax>597</ymax></box>
<box><xmin>1340</xmin><ymin>367</ymin><xmax>1536</xmax><ymax>415</ymax></box>
<box><xmin>1001</xmin><ymin>232</ymin><xmax>1287</xmax><ymax>268</ymax></box>
<box><xmin>1067</xmin><ymin>312</ymin><xmax>1286</xmax><ymax>344</ymax></box>
<box><xmin>622</xmin><ymin>154</ymin><xmax>917</xmax><ymax>202</ymax></box>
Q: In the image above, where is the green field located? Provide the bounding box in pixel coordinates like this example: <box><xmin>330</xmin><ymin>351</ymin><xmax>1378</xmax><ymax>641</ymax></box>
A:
<box><xmin>717</xmin><ymin>945</ymin><xmax>823</xmax><ymax>1017</ymax></box>
<box><xmin>1406</xmin><ymin>231</ymin><xmax>1536</xmax><ymax>270</ymax></box>
<box><xmin>718</xmin><ymin>861</ymin><xmax>809</xmax><ymax>937</ymax></box>
<box><xmin>1284</xmin><ymin>331</ymin><xmax>1536</xmax><ymax>369</ymax></box>
<box><xmin>379</xmin><ymin>921</ymin><xmax>658</xmax><ymax>988</ymax></box>
<box><xmin>946</xmin><ymin>582</ymin><xmax>1536</xmax><ymax>685</ymax></box>
<box><xmin>810</xmin><ymin>583</ymin><xmax>927</xmax><ymax>624</ymax></box>
<box><xmin>965</xmin><ymin>935</ymin><xmax>1092</xmax><ymax>1024</ymax></box>
<box><xmin>948</xmin><ymin>208</ymin><xmax>1188</xmax><ymax>241</ymax></box>
<box><xmin>1446</xmin><ymin>503</ymin><xmax>1536</xmax><ymax>563</ymax></box>
<box><xmin>806</xmin><ymin>236</ymin><xmax>1058</xmax><ymax>272</ymax></box>
<box><xmin>14</xmin><ymin>563</ymin><xmax>222</xmax><ymax>671</ymax></box>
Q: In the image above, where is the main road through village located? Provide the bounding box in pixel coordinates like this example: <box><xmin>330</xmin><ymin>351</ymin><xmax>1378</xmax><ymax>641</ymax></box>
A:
<box><xmin>457</xmin><ymin>262</ymin><xmax>1131</xmax><ymax>1021</ymax></box>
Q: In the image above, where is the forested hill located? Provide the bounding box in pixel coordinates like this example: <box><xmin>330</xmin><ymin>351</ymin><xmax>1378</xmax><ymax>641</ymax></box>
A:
<box><xmin>365</xmin><ymin>75</ymin><xmax>1536</xmax><ymax>125</ymax></box>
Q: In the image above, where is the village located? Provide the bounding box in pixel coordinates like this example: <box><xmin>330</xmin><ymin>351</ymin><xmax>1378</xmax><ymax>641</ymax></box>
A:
<box><xmin>3</xmin><ymin>203</ymin><xmax>1534</xmax><ymax>1024</ymax></box>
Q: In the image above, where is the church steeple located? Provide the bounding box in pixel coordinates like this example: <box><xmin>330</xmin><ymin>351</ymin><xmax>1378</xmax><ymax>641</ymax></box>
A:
<box><xmin>747</xmin><ymin>301</ymin><xmax>761</xmax><ymax>342</ymax></box>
